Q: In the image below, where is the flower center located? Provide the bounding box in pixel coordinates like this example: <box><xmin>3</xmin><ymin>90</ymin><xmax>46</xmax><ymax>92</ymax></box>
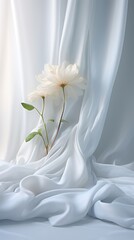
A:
<box><xmin>60</xmin><ymin>83</ymin><xmax>67</xmax><ymax>88</ymax></box>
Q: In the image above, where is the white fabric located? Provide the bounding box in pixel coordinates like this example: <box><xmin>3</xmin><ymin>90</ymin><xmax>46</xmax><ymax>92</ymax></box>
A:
<box><xmin>1</xmin><ymin>218</ymin><xmax>134</xmax><ymax>240</ymax></box>
<box><xmin>0</xmin><ymin>0</ymin><xmax>134</xmax><ymax>230</ymax></box>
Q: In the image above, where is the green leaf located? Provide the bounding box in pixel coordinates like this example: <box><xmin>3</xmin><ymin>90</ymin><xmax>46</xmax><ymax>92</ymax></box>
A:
<box><xmin>21</xmin><ymin>102</ymin><xmax>34</xmax><ymax>111</ymax></box>
<box><xmin>48</xmin><ymin>119</ymin><xmax>55</xmax><ymax>123</ymax></box>
<box><xmin>25</xmin><ymin>132</ymin><xmax>39</xmax><ymax>142</ymax></box>
<box><xmin>61</xmin><ymin>119</ymin><xmax>68</xmax><ymax>123</ymax></box>
<box><xmin>38</xmin><ymin>128</ymin><xmax>42</xmax><ymax>135</ymax></box>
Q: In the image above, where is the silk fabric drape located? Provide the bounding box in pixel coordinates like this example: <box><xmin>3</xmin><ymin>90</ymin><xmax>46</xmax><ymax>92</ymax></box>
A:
<box><xmin>1</xmin><ymin>0</ymin><xmax>134</xmax><ymax>229</ymax></box>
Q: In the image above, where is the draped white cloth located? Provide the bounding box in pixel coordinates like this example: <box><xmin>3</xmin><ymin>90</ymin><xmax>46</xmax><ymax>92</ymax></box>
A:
<box><xmin>0</xmin><ymin>0</ymin><xmax>134</xmax><ymax>229</ymax></box>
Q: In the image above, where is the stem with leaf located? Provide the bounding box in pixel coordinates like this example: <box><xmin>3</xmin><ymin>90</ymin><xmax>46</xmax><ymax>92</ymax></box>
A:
<box><xmin>41</xmin><ymin>97</ymin><xmax>49</xmax><ymax>148</ymax></box>
<box><xmin>50</xmin><ymin>87</ymin><xmax>66</xmax><ymax>149</ymax></box>
<box><xmin>34</xmin><ymin>97</ymin><xmax>49</xmax><ymax>154</ymax></box>
<box><xmin>21</xmin><ymin>100</ymin><xmax>49</xmax><ymax>155</ymax></box>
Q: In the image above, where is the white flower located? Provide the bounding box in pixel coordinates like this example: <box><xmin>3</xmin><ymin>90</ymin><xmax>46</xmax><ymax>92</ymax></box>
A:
<box><xmin>37</xmin><ymin>62</ymin><xmax>86</xmax><ymax>99</ymax></box>
<box><xmin>28</xmin><ymin>85</ymin><xmax>54</xmax><ymax>102</ymax></box>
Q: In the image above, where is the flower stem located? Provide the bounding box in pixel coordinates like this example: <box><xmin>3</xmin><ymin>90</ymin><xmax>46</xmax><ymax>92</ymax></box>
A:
<box><xmin>34</xmin><ymin>107</ymin><xmax>41</xmax><ymax>116</ymax></box>
<box><xmin>34</xmin><ymin>98</ymin><xmax>49</xmax><ymax>155</ymax></box>
<box><xmin>41</xmin><ymin>97</ymin><xmax>49</xmax><ymax>147</ymax></box>
<box><xmin>50</xmin><ymin>87</ymin><xmax>66</xmax><ymax>149</ymax></box>
<box><xmin>39</xmin><ymin>132</ymin><xmax>48</xmax><ymax>155</ymax></box>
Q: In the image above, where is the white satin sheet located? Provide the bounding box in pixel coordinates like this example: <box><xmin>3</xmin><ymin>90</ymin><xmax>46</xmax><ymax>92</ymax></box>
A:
<box><xmin>0</xmin><ymin>0</ymin><xmax>134</xmax><ymax>232</ymax></box>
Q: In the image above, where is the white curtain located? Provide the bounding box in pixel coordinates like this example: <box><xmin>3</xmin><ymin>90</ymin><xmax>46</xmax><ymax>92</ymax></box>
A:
<box><xmin>0</xmin><ymin>0</ymin><xmax>134</xmax><ymax>229</ymax></box>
